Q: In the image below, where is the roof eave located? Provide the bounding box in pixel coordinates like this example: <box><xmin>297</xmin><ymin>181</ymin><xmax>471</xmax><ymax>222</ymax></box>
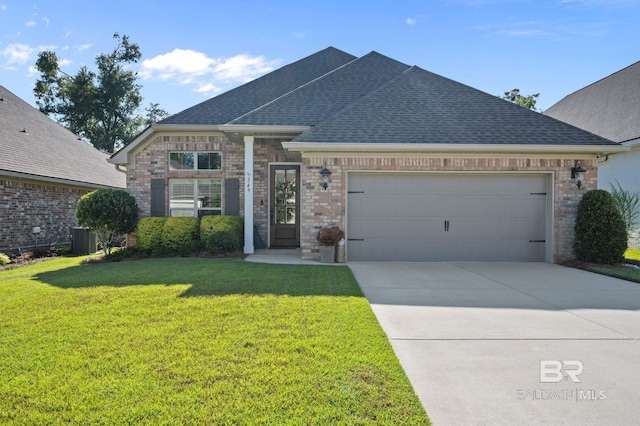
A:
<box><xmin>109</xmin><ymin>124</ymin><xmax>311</xmax><ymax>165</ymax></box>
<box><xmin>0</xmin><ymin>169</ymin><xmax>125</xmax><ymax>189</ymax></box>
<box><xmin>281</xmin><ymin>142</ymin><xmax>630</xmax><ymax>155</ymax></box>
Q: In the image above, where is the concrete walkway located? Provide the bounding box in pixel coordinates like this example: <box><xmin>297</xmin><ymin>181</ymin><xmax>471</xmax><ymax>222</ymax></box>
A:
<box><xmin>348</xmin><ymin>262</ymin><xmax>640</xmax><ymax>426</ymax></box>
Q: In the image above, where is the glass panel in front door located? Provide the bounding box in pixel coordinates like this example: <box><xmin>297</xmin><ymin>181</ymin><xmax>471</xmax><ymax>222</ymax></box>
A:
<box><xmin>274</xmin><ymin>169</ymin><xmax>296</xmax><ymax>225</ymax></box>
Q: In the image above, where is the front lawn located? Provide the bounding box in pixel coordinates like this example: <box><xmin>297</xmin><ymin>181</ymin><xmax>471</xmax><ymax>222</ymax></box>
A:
<box><xmin>586</xmin><ymin>248</ymin><xmax>640</xmax><ymax>283</ymax></box>
<box><xmin>0</xmin><ymin>257</ymin><xmax>429</xmax><ymax>425</ymax></box>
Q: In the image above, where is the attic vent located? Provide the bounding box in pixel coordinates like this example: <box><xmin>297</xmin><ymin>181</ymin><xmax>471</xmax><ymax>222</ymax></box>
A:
<box><xmin>21</xmin><ymin>127</ymin><xmax>28</xmax><ymax>134</ymax></box>
<box><xmin>0</xmin><ymin>94</ymin><xmax>4</xmax><ymax>102</ymax></box>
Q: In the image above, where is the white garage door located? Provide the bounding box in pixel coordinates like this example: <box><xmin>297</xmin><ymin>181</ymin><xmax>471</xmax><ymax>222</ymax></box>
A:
<box><xmin>347</xmin><ymin>173</ymin><xmax>548</xmax><ymax>262</ymax></box>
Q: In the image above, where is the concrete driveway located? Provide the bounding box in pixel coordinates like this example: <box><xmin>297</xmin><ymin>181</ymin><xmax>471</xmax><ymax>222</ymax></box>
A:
<box><xmin>348</xmin><ymin>262</ymin><xmax>640</xmax><ymax>425</ymax></box>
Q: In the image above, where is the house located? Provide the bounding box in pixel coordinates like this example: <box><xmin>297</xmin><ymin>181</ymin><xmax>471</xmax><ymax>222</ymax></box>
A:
<box><xmin>0</xmin><ymin>85</ymin><xmax>126</xmax><ymax>252</ymax></box>
<box><xmin>109</xmin><ymin>47</ymin><xmax>625</xmax><ymax>263</ymax></box>
<box><xmin>544</xmin><ymin>61</ymin><xmax>640</xmax><ymax>246</ymax></box>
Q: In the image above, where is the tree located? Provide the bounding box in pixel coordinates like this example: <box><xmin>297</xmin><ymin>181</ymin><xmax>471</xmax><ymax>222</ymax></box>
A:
<box><xmin>502</xmin><ymin>88</ymin><xmax>540</xmax><ymax>111</ymax></box>
<box><xmin>573</xmin><ymin>189</ymin><xmax>627</xmax><ymax>264</ymax></box>
<box><xmin>76</xmin><ymin>189</ymin><xmax>139</xmax><ymax>255</ymax></box>
<box><xmin>34</xmin><ymin>33</ymin><xmax>168</xmax><ymax>153</ymax></box>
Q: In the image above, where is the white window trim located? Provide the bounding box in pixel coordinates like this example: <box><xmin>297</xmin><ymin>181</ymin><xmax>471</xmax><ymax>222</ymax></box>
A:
<box><xmin>169</xmin><ymin>178</ymin><xmax>222</xmax><ymax>217</ymax></box>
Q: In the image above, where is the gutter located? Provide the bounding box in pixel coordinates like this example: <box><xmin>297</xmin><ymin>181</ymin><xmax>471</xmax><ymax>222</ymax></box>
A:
<box><xmin>282</xmin><ymin>142</ymin><xmax>630</xmax><ymax>155</ymax></box>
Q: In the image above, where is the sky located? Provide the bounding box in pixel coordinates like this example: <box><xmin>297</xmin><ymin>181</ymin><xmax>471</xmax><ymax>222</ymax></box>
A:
<box><xmin>1</xmin><ymin>0</ymin><xmax>639</xmax><ymax>116</ymax></box>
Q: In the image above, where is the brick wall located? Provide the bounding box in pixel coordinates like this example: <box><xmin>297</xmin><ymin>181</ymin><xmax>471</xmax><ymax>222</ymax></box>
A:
<box><xmin>0</xmin><ymin>176</ymin><xmax>91</xmax><ymax>251</ymax></box>
<box><xmin>128</xmin><ymin>134</ymin><xmax>288</xmax><ymax>245</ymax></box>
<box><xmin>300</xmin><ymin>155</ymin><xmax>597</xmax><ymax>263</ymax></box>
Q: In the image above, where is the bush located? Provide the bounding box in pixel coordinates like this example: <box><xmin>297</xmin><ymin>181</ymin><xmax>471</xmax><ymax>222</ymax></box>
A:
<box><xmin>104</xmin><ymin>247</ymin><xmax>142</xmax><ymax>262</ymax></box>
<box><xmin>76</xmin><ymin>189</ymin><xmax>139</xmax><ymax>255</ymax></box>
<box><xmin>201</xmin><ymin>216</ymin><xmax>244</xmax><ymax>242</ymax></box>
<box><xmin>609</xmin><ymin>180</ymin><xmax>640</xmax><ymax>239</ymax></box>
<box><xmin>162</xmin><ymin>217</ymin><xmax>201</xmax><ymax>255</ymax></box>
<box><xmin>136</xmin><ymin>217</ymin><xmax>167</xmax><ymax>253</ymax></box>
<box><xmin>574</xmin><ymin>189</ymin><xmax>627</xmax><ymax>264</ymax></box>
<box><xmin>206</xmin><ymin>230</ymin><xmax>242</xmax><ymax>255</ymax></box>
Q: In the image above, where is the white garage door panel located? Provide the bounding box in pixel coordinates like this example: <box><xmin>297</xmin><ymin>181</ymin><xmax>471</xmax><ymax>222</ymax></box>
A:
<box><xmin>347</xmin><ymin>174</ymin><xmax>547</xmax><ymax>262</ymax></box>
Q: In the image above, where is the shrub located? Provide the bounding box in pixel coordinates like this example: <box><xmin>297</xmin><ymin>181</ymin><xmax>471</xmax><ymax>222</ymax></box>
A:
<box><xmin>104</xmin><ymin>247</ymin><xmax>142</xmax><ymax>262</ymax></box>
<box><xmin>200</xmin><ymin>216</ymin><xmax>244</xmax><ymax>242</ymax></box>
<box><xmin>136</xmin><ymin>217</ymin><xmax>167</xmax><ymax>253</ymax></box>
<box><xmin>0</xmin><ymin>252</ymin><xmax>11</xmax><ymax>266</ymax></box>
<box><xmin>574</xmin><ymin>189</ymin><xmax>627</xmax><ymax>264</ymax></box>
<box><xmin>76</xmin><ymin>189</ymin><xmax>139</xmax><ymax>255</ymax></box>
<box><xmin>162</xmin><ymin>217</ymin><xmax>201</xmax><ymax>255</ymax></box>
<box><xmin>206</xmin><ymin>230</ymin><xmax>242</xmax><ymax>255</ymax></box>
<box><xmin>609</xmin><ymin>180</ymin><xmax>640</xmax><ymax>240</ymax></box>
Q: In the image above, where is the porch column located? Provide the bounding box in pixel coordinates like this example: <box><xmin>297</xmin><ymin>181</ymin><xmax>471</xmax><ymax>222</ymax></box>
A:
<box><xmin>243</xmin><ymin>136</ymin><xmax>254</xmax><ymax>254</ymax></box>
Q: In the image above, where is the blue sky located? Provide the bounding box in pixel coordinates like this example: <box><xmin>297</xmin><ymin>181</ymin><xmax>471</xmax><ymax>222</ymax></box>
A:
<box><xmin>1</xmin><ymin>0</ymin><xmax>638</xmax><ymax>115</ymax></box>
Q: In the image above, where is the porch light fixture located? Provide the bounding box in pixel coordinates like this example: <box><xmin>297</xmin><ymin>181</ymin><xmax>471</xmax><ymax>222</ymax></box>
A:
<box><xmin>571</xmin><ymin>160</ymin><xmax>587</xmax><ymax>189</ymax></box>
<box><xmin>319</xmin><ymin>165</ymin><xmax>332</xmax><ymax>190</ymax></box>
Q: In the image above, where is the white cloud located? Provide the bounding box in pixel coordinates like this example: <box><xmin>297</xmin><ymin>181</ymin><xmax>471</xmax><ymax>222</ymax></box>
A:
<box><xmin>25</xmin><ymin>19</ymin><xmax>36</xmax><ymax>27</ymax></box>
<box><xmin>406</xmin><ymin>17</ymin><xmax>417</xmax><ymax>25</ymax></box>
<box><xmin>140</xmin><ymin>49</ymin><xmax>281</xmax><ymax>96</ymax></box>
<box><xmin>1</xmin><ymin>43</ymin><xmax>35</xmax><ymax>65</ymax></box>
<box><xmin>293</xmin><ymin>31</ymin><xmax>306</xmax><ymax>38</ymax></box>
<box><xmin>75</xmin><ymin>43</ymin><xmax>93</xmax><ymax>53</ymax></box>
<box><xmin>1</xmin><ymin>4</ymin><xmax>7</xmax><ymax>11</ymax></box>
<box><xmin>42</xmin><ymin>16</ymin><xmax>49</xmax><ymax>27</ymax></box>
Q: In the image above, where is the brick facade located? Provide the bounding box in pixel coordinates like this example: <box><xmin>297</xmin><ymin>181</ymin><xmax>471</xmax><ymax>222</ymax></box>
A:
<box><xmin>127</xmin><ymin>133</ymin><xmax>596</xmax><ymax>263</ymax></box>
<box><xmin>128</xmin><ymin>134</ymin><xmax>289</xmax><ymax>245</ymax></box>
<box><xmin>0</xmin><ymin>177</ymin><xmax>91</xmax><ymax>251</ymax></box>
<box><xmin>300</xmin><ymin>155</ymin><xmax>597</xmax><ymax>263</ymax></box>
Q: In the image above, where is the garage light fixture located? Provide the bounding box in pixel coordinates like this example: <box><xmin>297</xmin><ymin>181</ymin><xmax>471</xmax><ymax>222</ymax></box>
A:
<box><xmin>319</xmin><ymin>165</ymin><xmax>332</xmax><ymax>190</ymax></box>
<box><xmin>571</xmin><ymin>160</ymin><xmax>587</xmax><ymax>189</ymax></box>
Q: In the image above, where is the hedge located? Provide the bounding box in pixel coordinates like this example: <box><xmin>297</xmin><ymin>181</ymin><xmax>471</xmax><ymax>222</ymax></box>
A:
<box><xmin>201</xmin><ymin>216</ymin><xmax>244</xmax><ymax>255</ymax></box>
<box><xmin>574</xmin><ymin>189</ymin><xmax>627</xmax><ymax>264</ymax></box>
<box><xmin>136</xmin><ymin>217</ymin><xmax>166</xmax><ymax>252</ymax></box>
<box><xmin>162</xmin><ymin>217</ymin><xmax>201</xmax><ymax>255</ymax></box>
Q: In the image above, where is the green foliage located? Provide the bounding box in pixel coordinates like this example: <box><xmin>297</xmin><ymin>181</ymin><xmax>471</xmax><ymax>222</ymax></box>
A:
<box><xmin>104</xmin><ymin>247</ymin><xmax>141</xmax><ymax>262</ymax></box>
<box><xmin>502</xmin><ymin>88</ymin><xmax>540</xmax><ymax>111</ymax></box>
<box><xmin>0</xmin><ymin>252</ymin><xmax>11</xmax><ymax>266</ymax></box>
<box><xmin>33</xmin><ymin>33</ymin><xmax>168</xmax><ymax>153</ymax></box>
<box><xmin>162</xmin><ymin>217</ymin><xmax>201</xmax><ymax>255</ymax></box>
<box><xmin>76</xmin><ymin>189</ymin><xmax>139</xmax><ymax>255</ymax></box>
<box><xmin>200</xmin><ymin>215</ymin><xmax>244</xmax><ymax>243</ymax></box>
<box><xmin>0</xmin><ymin>257</ymin><xmax>428</xmax><ymax>424</ymax></box>
<box><xmin>574</xmin><ymin>189</ymin><xmax>627</xmax><ymax>263</ymax></box>
<box><xmin>135</xmin><ymin>217</ymin><xmax>166</xmax><ymax>253</ymax></box>
<box><xmin>206</xmin><ymin>230</ymin><xmax>242</xmax><ymax>255</ymax></box>
<box><xmin>609</xmin><ymin>181</ymin><xmax>640</xmax><ymax>239</ymax></box>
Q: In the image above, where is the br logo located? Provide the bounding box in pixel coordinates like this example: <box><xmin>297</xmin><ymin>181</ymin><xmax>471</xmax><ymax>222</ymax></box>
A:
<box><xmin>540</xmin><ymin>360</ymin><xmax>584</xmax><ymax>383</ymax></box>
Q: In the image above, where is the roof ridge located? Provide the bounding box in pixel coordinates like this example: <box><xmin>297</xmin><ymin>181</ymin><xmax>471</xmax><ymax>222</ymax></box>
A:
<box><xmin>227</xmin><ymin>53</ymin><xmax>369</xmax><ymax>124</ymax></box>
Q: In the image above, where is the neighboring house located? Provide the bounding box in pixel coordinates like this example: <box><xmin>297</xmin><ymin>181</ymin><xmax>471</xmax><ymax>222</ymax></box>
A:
<box><xmin>110</xmin><ymin>47</ymin><xmax>625</xmax><ymax>263</ymax></box>
<box><xmin>0</xmin><ymin>85</ymin><xmax>126</xmax><ymax>252</ymax></box>
<box><xmin>544</xmin><ymin>61</ymin><xmax>640</xmax><ymax>247</ymax></box>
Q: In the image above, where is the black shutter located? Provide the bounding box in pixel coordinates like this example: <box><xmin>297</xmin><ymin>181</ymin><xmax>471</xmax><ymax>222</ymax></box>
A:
<box><xmin>150</xmin><ymin>179</ymin><xmax>166</xmax><ymax>217</ymax></box>
<box><xmin>225</xmin><ymin>178</ymin><xmax>240</xmax><ymax>216</ymax></box>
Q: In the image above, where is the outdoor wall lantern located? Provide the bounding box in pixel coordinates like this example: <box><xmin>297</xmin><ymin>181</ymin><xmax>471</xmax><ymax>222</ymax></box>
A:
<box><xmin>571</xmin><ymin>160</ymin><xmax>587</xmax><ymax>189</ymax></box>
<box><xmin>319</xmin><ymin>165</ymin><xmax>332</xmax><ymax>190</ymax></box>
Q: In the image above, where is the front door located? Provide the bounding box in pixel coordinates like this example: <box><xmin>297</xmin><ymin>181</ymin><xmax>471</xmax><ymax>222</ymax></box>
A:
<box><xmin>270</xmin><ymin>165</ymin><xmax>300</xmax><ymax>247</ymax></box>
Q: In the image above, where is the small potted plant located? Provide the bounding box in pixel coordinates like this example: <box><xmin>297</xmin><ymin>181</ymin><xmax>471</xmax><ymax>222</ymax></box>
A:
<box><xmin>316</xmin><ymin>227</ymin><xmax>344</xmax><ymax>263</ymax></box>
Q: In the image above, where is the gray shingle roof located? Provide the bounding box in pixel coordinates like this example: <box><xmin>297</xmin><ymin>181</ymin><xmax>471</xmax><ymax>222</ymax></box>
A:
<box><xmin>230</xmin><ymin>52</ymin><xmax>410</xmax><ymax>126</ymax></box>
<box><xmin>293</xmin><ymin>66</ymin><xmax>619</xmax><ymax>146</ymax></box>
<box><xmin>159</xmin><ymin>46</ymin><xmax>357</xmax><ymax>125</ymax></box>
<box><xmin>544</xmin><ymin>61</ymin><xmax>640</xmax><ymax>143</ymax></box>
<box><xmin>0</xmin><ymin>85</ymin><xmax>125</xmax><ymax>188</ymax></box>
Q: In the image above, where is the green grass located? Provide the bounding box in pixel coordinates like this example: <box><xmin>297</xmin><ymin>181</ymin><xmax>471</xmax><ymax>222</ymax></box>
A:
<box><xmin>0</xmin><ymin>257</ymin><xmax>429</xmax><ymax>425</ymax></box>
<box><xmin>586</xmin><ymin>248</ymin><xmax>640</xmax><ymax>283</ymax></box>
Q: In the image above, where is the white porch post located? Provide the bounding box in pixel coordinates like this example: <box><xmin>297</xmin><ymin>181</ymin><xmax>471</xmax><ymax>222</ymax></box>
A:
<box><xmin>243</xmin><ymin>136</ymin><xmax>254</xmax><ymax>254</ymax></box>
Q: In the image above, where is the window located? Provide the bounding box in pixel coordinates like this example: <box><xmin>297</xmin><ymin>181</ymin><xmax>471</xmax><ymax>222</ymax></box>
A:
<box><xmin>169</xmin><ymin>152</ymin><xmax>221</xmax><ymax>171</ymax></box>
<box><xmin>169</xmin><ymin>179</ymin><xmax>221</xmax><ymax>217</ymax></box>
